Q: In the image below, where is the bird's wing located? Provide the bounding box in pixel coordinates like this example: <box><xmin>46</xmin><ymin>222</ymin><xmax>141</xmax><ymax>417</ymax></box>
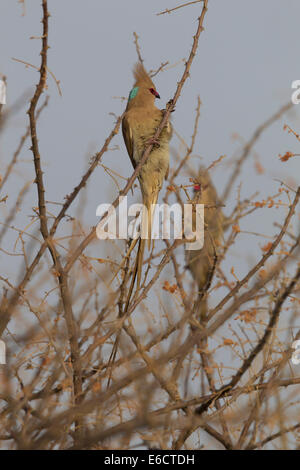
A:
<box><xmin>122</xmin><ymin>114</ymin><xmax>136</xmax><ymax>169</ymax></box>
<box><xmin>166</xmin><ymin>120</ymin><xmax>173</xmax><ymax>139</ymax></box>
<box><xmin>165</xmin><ymin>164</ymin><xmax>169</xmax><ymax>180</ymax></box>
<box><xmin>163</xmin><ymin>114</ymin><xmax>172</xmax><ymax>180</ymax></box>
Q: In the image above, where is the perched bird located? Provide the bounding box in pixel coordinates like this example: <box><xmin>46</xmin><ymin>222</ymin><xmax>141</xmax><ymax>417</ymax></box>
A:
<box><xmin>107</xmin><ymin>63</ymin><xmax>172</xmax><ymax>386</ymax></box>
<box><xmin>185</xmin><ymin>167</ymin><xmax>226</xmax><ymax>321</ymax></box>
<box><xmin>122</xmin><ymin>63</ymin><xmax>172</xmax><ymax>287</ymax></box>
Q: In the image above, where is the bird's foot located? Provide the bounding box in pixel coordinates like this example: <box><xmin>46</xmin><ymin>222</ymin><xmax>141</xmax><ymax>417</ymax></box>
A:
<box><xmin>162</xmin><ymin>103</ymin><xmax>175</xmax><ymax>114</ymax></box>
<box><xmin>167</xmin><ymin>98</ymin><xmax>175</xmax><ymax>112</ymax></box>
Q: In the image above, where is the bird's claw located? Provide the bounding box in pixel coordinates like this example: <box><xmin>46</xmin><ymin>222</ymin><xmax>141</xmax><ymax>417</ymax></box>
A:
<box><xmin>167</xmin><ymin>99</ymin><xmax>175</xmax><ymax>112</ymax></box>
<box><xmin>146</xmin><ymin>137</ymin><xmax>160</xmax><ymax>148</ymax></box>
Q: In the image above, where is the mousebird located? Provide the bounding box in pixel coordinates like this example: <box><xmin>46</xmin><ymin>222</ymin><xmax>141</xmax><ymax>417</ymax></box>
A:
<box><xmin>122</xmin><ymin>63</ymin><xmax>172</xmax><ymax>288</ymax></box>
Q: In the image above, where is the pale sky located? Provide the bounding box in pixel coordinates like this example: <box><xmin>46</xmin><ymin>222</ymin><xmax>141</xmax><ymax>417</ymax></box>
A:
<box><xmin>1</xmin><ymin>1</ymin><xmax>300</xmax><ymax>450</ymax></box>
<box><xmin>0</xmin><ymin>0</ymin><xmax>300</xmax><ymax>278</ymax></box>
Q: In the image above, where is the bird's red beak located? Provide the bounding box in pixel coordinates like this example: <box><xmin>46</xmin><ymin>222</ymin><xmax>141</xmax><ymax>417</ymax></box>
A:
<box><xmin>149</xmin><ymin>88</ymin><xmax>160</xmax><ymax>99</ymax></box>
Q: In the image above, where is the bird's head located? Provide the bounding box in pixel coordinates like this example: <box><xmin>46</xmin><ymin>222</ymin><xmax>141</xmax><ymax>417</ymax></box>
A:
<box><xmin>126</xmin><ymin>63</ymin><xmax>160</xmax><ymax>108</ymax></box>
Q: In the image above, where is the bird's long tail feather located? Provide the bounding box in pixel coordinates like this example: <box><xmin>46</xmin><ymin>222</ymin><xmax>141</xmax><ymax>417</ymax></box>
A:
<box><xmin>107</xmin><ymin>199</ymin><xmax>157</xmax><ymax>387</ymax></box>
<box><xmin>107</xmin><ymin>237</ymin><xmax>145</xmax><ymax>388</ymax></box>
<box><xmin>145</xmin><ymin>194</ymin><xmax>158</xmax><ymax>250</ymax></box>
<box><xmin>135</xmin><ymin>199</ymin><xmax>155</xmax><ymax>288</ymax></box>
<box><xmin>107</xmin><ymin>330</ymin><xmax>121</xmax><ymax>388</ymax></box>
<box><xmin>136</xmin><ymin>237</ymin><xmax>146</xmax><ymax>290</ymax></box>
<box><xmin>124</xmin><ymin>237</ymin><xmax>145</xmax><ymax>313</ymax></box>
<box><xmin>108</xmin><ymin>237</ymin><xmax>138</xmax><ymax>288</ymax></box>
<box><xmin>146</xmin><ymin>203</ymin><xmax>152</xmax><ymax>251</ymax></box>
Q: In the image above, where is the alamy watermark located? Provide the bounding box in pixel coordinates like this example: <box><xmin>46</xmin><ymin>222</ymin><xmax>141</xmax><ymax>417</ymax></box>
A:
<box><xmin>96</xmin><ymin>196</ymin><xmax>204</xmax><ymax>250</ymax></box>
<box><xmin>292</xmin><ymin>340</ymin><xmax>300</xmax><ymax>365</ymax></box>
<box><xmin>291</xmin><ymin>80</ymin><xmax>300</xmax><ymax>104</ymax></box>
<box><xmin>0</xmin><ymin>340</ymin><xmax>6</xmax><ymax>365</ymax></box>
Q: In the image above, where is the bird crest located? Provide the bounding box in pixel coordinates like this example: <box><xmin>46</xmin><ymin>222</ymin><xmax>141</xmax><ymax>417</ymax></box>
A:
<box><xmin>133</xmin><ymin>63</ymin><xmax>155</xmax><ymax>89</ymax></box>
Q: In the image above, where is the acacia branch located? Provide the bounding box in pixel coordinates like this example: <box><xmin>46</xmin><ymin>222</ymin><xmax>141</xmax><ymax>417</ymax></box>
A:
<box><xmin>25</xmin><ymin>1</ymin><xmax>83</xmax><ymax>440</ymax></box>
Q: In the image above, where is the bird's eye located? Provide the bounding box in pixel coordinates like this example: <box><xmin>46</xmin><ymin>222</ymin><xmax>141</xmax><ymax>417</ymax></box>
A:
<box><xmin>149</xmin><ymin>88</ymin><xmax>160</xmax><ymax>99</ymax></box>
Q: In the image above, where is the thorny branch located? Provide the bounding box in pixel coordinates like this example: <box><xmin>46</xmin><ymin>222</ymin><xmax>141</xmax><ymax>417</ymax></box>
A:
<box><xmin>1</xmin><ymin>0</ymin><xmax>300</xmax><ymax>451</ymax></box>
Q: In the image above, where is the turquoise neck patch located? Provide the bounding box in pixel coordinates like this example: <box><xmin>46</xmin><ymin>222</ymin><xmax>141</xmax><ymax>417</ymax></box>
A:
<box><xmin>128</xmin><ymin>86</ymin><xmax>139</xmax><ymax>101</ymax></box>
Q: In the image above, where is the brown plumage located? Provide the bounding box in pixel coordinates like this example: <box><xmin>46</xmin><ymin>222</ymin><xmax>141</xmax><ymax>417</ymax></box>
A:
<box><xmin>122</xmin><ymin>63</ymin><xmax>172</xmax><ymax>286</ymax></box>
<box><xmin>185</xmin><ymin>167</ymin><xmax>225</xmax><ymax>321</ymax></box>
<box><xmin>132</xmin><ymin>62</ymin><xmax>154</xmax><ymax>88</ymax></box>
<box><xmin>107</xmin><ymin>64</ymin><xmax>172</xmax><ymax>387</ymax></box>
